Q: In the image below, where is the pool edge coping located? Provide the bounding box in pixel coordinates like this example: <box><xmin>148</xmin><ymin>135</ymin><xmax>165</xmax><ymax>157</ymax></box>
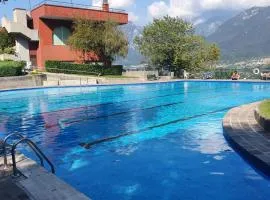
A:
<box><xmin>0</xmin><ymin>151</ymin><xmax>90</xmax><ymax>200</ymax></box>
<box><xmin>222</xmin><ymin>102</ymin><xmax>270</xmax><ymax>177</ymax></box>
<box><xmin>1</xmin><ymin>79</ymin><xmax>270</xmax><ymax>93</ymax></box>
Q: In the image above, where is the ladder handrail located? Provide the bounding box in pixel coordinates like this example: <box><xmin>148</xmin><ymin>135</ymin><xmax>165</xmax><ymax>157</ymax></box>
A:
<box><xmin>3</xmin><ymin>133</ymin><xmax>44</xmax><ymax>168</ymax></box>
<box><xmin>11</xmin><ymin>138</ymin><xmax>55</xmax><ymax>176</ymax></box>
<box><xmin>3</xmin><ymin>133</ymin><xmax>24</xmax><ymax>167</ymax></box>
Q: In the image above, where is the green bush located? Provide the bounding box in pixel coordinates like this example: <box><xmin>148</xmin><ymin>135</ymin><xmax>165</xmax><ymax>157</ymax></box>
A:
<box><xmin>0</xmin><ymin>61</ymin><xmax>25</xmax><ymax>77</ymax></box>
<box><xmin>45</xmin><ymin>61</ymin><xmax>123</xmax><ymax>76</ymax></box>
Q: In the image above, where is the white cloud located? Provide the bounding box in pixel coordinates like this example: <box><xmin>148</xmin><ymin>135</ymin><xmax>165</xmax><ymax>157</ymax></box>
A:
<box><xmin>148</xmin><ymin>0</ymin><xmax>199</xmax><ymax>20</ymax></box>
<box><xmin>201</xmin><ymin>0</ymin><xmax>270</xmax><ymax>10</ymax></box>
<box><xmin>128</xmin><ymin>12</ymin><xmax>139</xmax><ymax>22</ymax></box>
<box><xmin>148</xmin><ymin>0</ymin><xmax>270</xmax><ymax>19</ymax></box>
<box><xmin>193</xmin><ymin>18</ymin><xmax>206</xmax><ymax>26</ymax></box>
<box><xmin>92</xmin><ymin>0</ymin><xmax>135</xmax><ymax>8</ymax></box>
<box><xmin>148</xmin><ymin>1</ymin><xmax>169</xmax><ymax>18</ymax></box>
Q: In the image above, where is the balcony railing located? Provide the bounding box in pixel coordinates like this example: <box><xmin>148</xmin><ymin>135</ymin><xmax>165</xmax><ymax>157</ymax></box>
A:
<box><xmin>32</xmin><ymin>0</ymin><xmax>126</xmax><ymax>13</ymax></box>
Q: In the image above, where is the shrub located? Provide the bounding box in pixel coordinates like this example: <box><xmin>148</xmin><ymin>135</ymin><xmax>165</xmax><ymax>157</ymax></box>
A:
<box><xmin>0</xmin><ymin>61</ymin><xmax>25</xmax><ymax>77</ymax></box>
<box><xmin>45</xmin><ymin>61</ymin><xmax>123</xmax><ymax>76</ymax></box>
<box><xmin>2</xmin><ymin>47</ymin><xmax>15</xmax><ymax>55</ymax></box>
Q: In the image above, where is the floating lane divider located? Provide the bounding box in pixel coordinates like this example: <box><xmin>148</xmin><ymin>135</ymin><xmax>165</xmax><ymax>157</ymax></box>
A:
<box><xmin>50</xmin><ymin>90</ymin><xmax>240</xmax><ymax>128</ymax></box>
<box><xmin>0</xmin><ymin>82</ymin><xmax>218</xmax><ymax>103</ymax></box>
<box><xmin>0</xmin><ymin>84</ymin><xmax>185</xmax><ymax>107</ymax></box>
<box><xmin>80</xmin><ymin>106</ymin><xmax>235</xmax><ymax>149</ymax></box>
<box><xmin>1</xmin><ymin>89</ymin><xmax>184</xmax><ymax>117</ymax></box>
<box><xmin>52</xmin><ymin>101</ymin><xmax>185</xmax><ymax>129</ymax></box>
<box><xmin>0</xmin><ymin>85</ymin><xmax>232</xmax><ymax>114</ymax></box>
<box><xmin>49</xmin><ymin>90</ymin><xmax>238</xmax><ymax>129</ymax></box>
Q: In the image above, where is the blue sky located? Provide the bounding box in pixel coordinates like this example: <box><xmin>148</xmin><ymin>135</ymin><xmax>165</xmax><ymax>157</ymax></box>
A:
<box><xmin>1</xmin><ymin>0</ymin><xmax>270</xmax><ymax>25</ymax></box>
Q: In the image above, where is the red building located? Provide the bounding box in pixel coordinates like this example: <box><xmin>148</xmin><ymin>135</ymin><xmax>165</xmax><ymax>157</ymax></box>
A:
<box><xmin>1</xmin><ymin>0</ymin><xmax>128</xmax><ymax>69</ymax></box>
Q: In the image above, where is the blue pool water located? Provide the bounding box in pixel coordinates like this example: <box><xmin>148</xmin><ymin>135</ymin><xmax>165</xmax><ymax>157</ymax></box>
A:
<box><xmin>1</xmin><ymin>81</ymin><xmax>270</xmax><ymax>199</ymax></box>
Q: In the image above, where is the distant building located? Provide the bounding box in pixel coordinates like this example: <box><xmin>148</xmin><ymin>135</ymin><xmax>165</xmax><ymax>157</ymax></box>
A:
<box><xmin>1</xmin><ymin>0</ymin><xmax>128</xmax><ymax>69</ymax></box>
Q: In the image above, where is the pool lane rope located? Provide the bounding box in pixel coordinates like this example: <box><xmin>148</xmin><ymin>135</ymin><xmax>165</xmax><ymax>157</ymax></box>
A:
<box><xmin>80</xmin><ymin>106</ymin><xmax>234</xmax><ymax>149</ymax></box>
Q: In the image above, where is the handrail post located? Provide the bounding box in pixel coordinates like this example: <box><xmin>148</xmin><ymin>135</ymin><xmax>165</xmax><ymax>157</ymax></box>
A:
<box><xmin>11</xmin><ymin>145</ymin><xmax>19</xmax><ymax>176</ymax></box>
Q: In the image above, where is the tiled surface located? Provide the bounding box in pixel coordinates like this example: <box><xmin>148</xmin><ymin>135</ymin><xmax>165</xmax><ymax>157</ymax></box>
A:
<box><xmin>223</xmin><ymin>102</ymin><xmax>270</xmax><ymax>175</ymax></box>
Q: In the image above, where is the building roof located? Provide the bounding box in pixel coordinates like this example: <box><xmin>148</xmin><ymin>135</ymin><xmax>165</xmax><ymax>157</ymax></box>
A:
<box><xmin>30</xmin><ymin>1</ymin><xmax>128</xmax><ymax>24</ymax></box>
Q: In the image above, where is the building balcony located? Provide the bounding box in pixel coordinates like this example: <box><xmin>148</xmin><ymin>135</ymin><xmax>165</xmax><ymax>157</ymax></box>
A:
<box><xmin>1</xmin><ymin>10</ymin><xmax>39</xmax><ymax>41</ymax></box>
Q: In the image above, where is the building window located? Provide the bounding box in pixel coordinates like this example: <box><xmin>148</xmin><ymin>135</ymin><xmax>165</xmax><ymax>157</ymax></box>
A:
<box><xmin>53</xmin><ymin>26</ymin><xmax>71</xmax><ymax>45</ymax></box>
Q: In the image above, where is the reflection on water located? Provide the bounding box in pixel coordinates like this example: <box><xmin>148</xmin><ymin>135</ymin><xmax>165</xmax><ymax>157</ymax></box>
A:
<box><xmin>0</xmin><ymin>82</ymin><xmax>270</xmax><ymax>199</ymax></box>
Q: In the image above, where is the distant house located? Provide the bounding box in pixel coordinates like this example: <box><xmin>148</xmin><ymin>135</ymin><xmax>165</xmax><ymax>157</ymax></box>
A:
<box><xmin>1</xmin><ymin>0</ymin><xmax>128</xmax><ymax>69</ymax></box>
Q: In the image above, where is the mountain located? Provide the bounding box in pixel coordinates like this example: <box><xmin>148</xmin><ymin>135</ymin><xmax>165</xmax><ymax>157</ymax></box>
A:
<box><xmin>195</xmin><ymin>10</ymin><xmax>237</xmax><ymax>37</ymax></box>
<box><xmin>115</xmin><ymin>22</ymin><xmax>145</xmax><ymax>66</ymax></box>
<box><xmin>207</xmin><ymin>6</ymin><xmax>270</xmax><ymax>61</ymax></box>
<box><xmin>196</xmin><ymin>17</ymin><xmax>225</xmax><ymax>37</ymax></box>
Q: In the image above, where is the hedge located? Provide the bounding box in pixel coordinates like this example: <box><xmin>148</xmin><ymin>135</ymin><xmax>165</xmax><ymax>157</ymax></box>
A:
<box><xmin>0</xmin><ymin>61</ymin><xmax>25</xmax><ymax>77</ymax></box>
<box><xmin>45</xmin><ymin>61</ymin><xmax>123</xmax><ymax>76</ymax></box>
<box><xmin>214</xmin><ymin>69</ymin><xmax>236</xmax><ymax>79</ymax></box>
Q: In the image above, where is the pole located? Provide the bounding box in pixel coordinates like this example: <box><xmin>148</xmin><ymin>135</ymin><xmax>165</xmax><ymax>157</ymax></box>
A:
<box><xmin>28</xmin><ymin>0</ymin><xmax>31</xmax><ymax>10</ymax></box>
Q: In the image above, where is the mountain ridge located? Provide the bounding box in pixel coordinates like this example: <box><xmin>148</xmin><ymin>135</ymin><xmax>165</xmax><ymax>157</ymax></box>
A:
<box><xmin>207</xmin><ymin>6</ymin><xmax>270</xmax><ymax>61</ymax></box>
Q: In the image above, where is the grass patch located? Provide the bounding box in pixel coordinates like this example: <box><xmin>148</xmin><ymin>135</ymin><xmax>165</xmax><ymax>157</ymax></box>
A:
<box><xmin>259</xmin><ymin>100</ymin><xmax>270</xmax><ymax>119</ymax></box>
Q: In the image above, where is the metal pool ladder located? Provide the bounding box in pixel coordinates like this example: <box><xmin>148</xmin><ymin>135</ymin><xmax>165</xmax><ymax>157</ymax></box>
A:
<box><xmin>3</xmin><ymin>133</ymin><xmax>55</xmax><ymax>176</ymax></box>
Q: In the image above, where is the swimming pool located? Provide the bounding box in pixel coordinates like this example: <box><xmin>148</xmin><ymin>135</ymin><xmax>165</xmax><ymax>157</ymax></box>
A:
<box><xmin>0</xmin><ymin>81</ymin><xmax>270</xmax><ymax>199</ymax></box>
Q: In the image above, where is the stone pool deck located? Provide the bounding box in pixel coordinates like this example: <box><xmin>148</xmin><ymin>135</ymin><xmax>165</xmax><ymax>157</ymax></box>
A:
<box><xmin>223</xmin><ymin>102</ymin><xmax>270</xmax><ymax>176</ymax></box>
<box><xmin>0</xmin><ymin>141</ymin><xmax>90</xmax><ymax>200</ymax></box>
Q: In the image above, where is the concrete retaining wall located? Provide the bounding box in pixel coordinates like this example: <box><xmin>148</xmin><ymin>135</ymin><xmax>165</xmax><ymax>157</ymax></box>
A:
<box><xmin>0</xmin><ymin>74</ymin><xmax>46</xmax><ymax>89</ymax></box>
<box><xmin>123</xmin><ymin>70</ymin><xmax>158</xmax><ymax>78</ymax></box>
<box><xmin>0</xmin><ymin>72</ymin><xmax>173</xmax><ymax>90</ymax></box>
<box><xmin>43</xmin><ymin>72</ymin><xmax>98</xmax><ymax>86</ymax></box>
<box><xmin>44</xmin><ymin>72</ymin><xmax>144</xmax><ymax>85</ymax></box>
<box><xmin>45</xmin><ymin>73</ymin><xmax>98</xmax><ymax>81</ymax></box>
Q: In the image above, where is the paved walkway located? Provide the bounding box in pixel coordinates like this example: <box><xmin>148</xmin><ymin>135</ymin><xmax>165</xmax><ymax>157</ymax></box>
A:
<box><xmin>223</xmin><ymin>102</ymin><xmax>270</xmax><ymax>176</ymax></box>
<box><xmin>0</xmin><ymin>140</ymin><xmax>31</xmax><ymax>200</ymax></box>
<box><xmin>0</xmin><ymin>140</ymin><xmax>89</xmax><ymax>200</ymax></box>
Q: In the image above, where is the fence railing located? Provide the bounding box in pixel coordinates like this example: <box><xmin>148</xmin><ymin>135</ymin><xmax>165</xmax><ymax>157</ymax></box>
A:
<box><xmin>46</xmin><ymin>67</ymin><xmax>102</xmax><ymax>76</ymax></box>
<box><xmin>32</xmin><ymin>0</ymin><xmax>126</xmax><ymax>13</ymax></box>
<box><xmin>200</xmin><ymin>67</ymin><xmax>270</xmax><ymax>80</ymax></box>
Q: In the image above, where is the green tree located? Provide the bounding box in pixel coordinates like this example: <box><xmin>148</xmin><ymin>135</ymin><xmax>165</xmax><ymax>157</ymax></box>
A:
<box><xmin>68</xmin><ymin>19</ymin><xmax>128</xmax><ymax>67</ymax></box>
<box><xmin>134</xmin><ymin>16</ymin><xmax>220</xmax><ymax>75</ymax></box>
<box><xmin>0</xmin><ymin>27</ymin><xmax>15</xmax><ymax>54</ymax></box>
<box><xmin>207</xmin><ymin>43</ymin><xmax>220</xmax><ymax>70</ymax></box>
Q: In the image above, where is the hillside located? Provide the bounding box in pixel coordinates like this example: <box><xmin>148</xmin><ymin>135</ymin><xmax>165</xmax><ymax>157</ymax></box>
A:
<box><xmin>207</xmin><ymin>6</ymin><xmax>270</xmax><ymax>61</ymax></box>
<box><xmin>115</xmin><ymin>22</ymin><xmax>145</xmax><ymax>66</ymax></box>
<box><xmin>196</xmin><ymin>10</ymin><xmax>237</xmax><ymax>36</ymax></box>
